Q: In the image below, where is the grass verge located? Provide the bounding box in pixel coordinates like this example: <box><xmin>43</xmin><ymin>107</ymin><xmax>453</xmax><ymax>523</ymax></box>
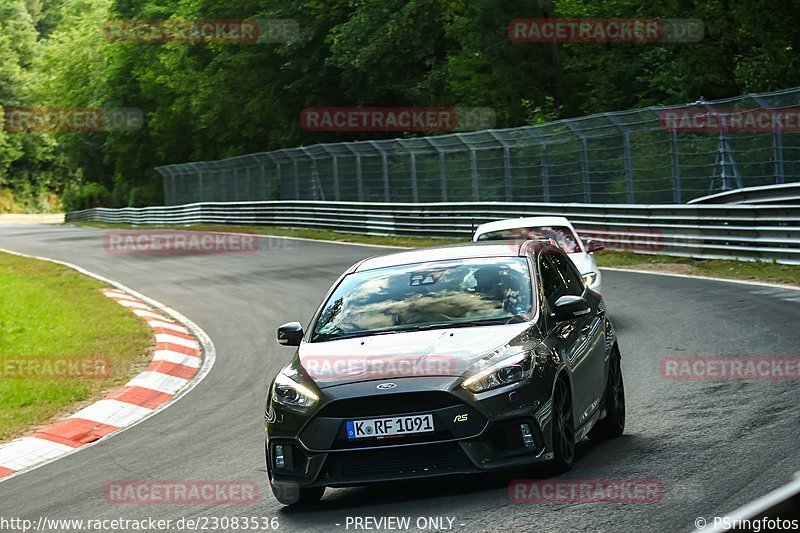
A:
<box><xmin>593</xmin><ymin>251</ymin><xmax>800</xmax><ymax>287</ymax></box>
<box><xmin>0</xmin><ymin>252</ymin><xmax>153</xmax><ymax>442</ymax></box>
<box><xmin>70</xmin><ymin>222</ymin><xmax>800</xmax><ymax>288</ymax></box>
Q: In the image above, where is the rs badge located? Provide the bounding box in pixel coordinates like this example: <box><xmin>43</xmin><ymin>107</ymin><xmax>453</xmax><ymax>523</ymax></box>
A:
<box><xmin>453</xmin><ymin>413</ymin><xmax>469</xmax><ymax>422</ymax></box>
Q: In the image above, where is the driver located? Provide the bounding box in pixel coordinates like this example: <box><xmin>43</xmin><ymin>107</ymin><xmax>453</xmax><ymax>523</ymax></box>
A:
<box><xmin>473</xmin><ymin>267</ymin><xmax>506</xmax><ymax>301</ymax></box>
<box><xmin>472</xmin><ymin>267</ymin><xmax>522</xmax><ymax>313</ymax></box>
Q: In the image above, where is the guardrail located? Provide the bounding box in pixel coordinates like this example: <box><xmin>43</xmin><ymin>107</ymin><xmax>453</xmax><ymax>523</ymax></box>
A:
<box><xmin>66</xmin><ymin>201</ymin><xmax>800</xmax><ymax>264</ymax></box>
<box><xmin>689</xmin><ymin>182</ymin><xmax>800</xmax><ymax>205</ymax></box>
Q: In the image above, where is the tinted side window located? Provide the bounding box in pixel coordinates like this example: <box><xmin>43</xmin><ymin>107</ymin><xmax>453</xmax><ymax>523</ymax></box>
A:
<box><xmin>539</xmin><ymin>255</ymin><xmax>564</xmax><ymax>307</ymax></box>
<box><xmin>549</xmin><ymin>252</ymin><xmax>584</xmax><ymax>297</ymax></box>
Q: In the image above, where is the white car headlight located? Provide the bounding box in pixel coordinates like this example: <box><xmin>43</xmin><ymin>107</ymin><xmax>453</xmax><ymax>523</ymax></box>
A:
<box><xmin>272</xmin><ymin>368</ymin><xmax>319</xmax><ymax>410</ymax></box>
<box><xmin>461</xmin><ymin>350</ymin><xmax>535</xmax><ymax>393</ymax></box>
<box><xmin>582</xmin><ymin>271</ymin><xmax>598</xmax><ymax>287</ymax></box>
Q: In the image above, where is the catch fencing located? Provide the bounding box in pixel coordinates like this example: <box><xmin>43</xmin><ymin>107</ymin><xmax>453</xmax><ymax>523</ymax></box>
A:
<box><xmin>156</xmin><ymin>87</ymin><xmax>800</xmax><ymax>206</ymax></box>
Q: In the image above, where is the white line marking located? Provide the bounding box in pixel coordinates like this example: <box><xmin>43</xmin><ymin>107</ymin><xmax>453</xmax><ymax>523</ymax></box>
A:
<box><xmin>132</xmin><ymin>309</ymin><xmax>174</xmax><ymax>322</ymax></box>
<box><xmin>154</xmin><ymin>333</ymin><xmax>199</xmax><ymax>349</ymax></box>
<box><xmin>115</xmin><ymin>299</ymin><xmax>152</xmax><ymax>310</ymax></box>
<box><xmin>125</xmin><ymin>371</ymin><xmax>190</xmax><ymax>395</ymax></box>
<box><xmin>146</xmin><ymin>320</ymin><xmax>189</xmax><ymax>333</ymax></box>
<box><xmin>153</xmin><ymin>350</ymin><xmax>201</xmax><ymax>368</ymax></box>
<box><xmin>68</xmin><ymin>400</ymin><xmax>152</xmax><ymax>428</ymax></box>
<box><xmin>0</xmin><ymin>438</ymin><xmax>75</xmax><ymax>471</ymax></box>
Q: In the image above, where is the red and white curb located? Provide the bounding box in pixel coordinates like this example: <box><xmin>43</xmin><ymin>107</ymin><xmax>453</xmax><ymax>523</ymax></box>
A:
<box><xmin>0</xmin><ymin>248</ymin><xmax>215</xmax><ymax>483</ymax></box>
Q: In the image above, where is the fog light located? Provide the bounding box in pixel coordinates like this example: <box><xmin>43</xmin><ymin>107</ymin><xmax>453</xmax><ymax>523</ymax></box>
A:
<box><xmin>275</xmin><ymin>445</ymin><xmax>285</xmax><ymax>468</ymax></box>
<box><xmin>520</xmin><ymin>424</ymin><xmax>535</xmax><ymax>448</ymax></box>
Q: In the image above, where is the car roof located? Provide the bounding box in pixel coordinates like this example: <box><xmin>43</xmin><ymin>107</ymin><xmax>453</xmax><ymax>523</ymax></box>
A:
<box><xmin>353</xmin><ymin>241</ymin><xmax>558</xmax><ymax>272</ymax></box>
<box><xmin>473</xmin><ymin>216</ymin><xmax>574</xmax><ymax>238</ymax></box>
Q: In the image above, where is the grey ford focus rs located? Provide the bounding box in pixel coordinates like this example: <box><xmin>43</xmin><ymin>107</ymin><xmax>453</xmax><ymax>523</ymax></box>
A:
<box><xmin>265</xmin><ymin>239</ymin><xmax>625</xmax><ymax>505</ymax></box>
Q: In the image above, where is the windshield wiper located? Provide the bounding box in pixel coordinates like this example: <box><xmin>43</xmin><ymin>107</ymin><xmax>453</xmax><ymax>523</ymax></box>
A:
<box><xmin>468</xmin><ymin>315</ymin><xmax>528</xmax><ymax>325</ymax></box>
<box><xmin>312</xmin><ymin>315</ymin><xmax>528</xmax><ymax>341</ymax></box>
<box><xmin>312</xmin><ymin>328</ymin><xmax>401</xmax><ymax>342</ymax></box>
<box><xmin>410</xmin><ymin>315</ymin><xmax>527</xmax><ymax>331</ymax></box>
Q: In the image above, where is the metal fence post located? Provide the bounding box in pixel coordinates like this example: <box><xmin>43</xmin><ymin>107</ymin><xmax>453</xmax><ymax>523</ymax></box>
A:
<box><xmin>487</xmin><ymin>131</ymin><xmax>513</xmax><ymax>202</ymax></box>
<box><xmin>410</xmin><ymin>152</ymin><xmax>419</xmax><ymax>202</ymax></box>
<box><xmin>159</xmin><ymin>167</ymin><xmax>171</xmax><ymax>204</ymax></box>
<box><xmin>170</xmin><ymin>169</ymin><xmax>178</xmax><ymax>205</ymax></box>
<box><xmin>356</xmin><ymin>156</ymin><xmax>364</xmax><ymax>201</ymax></box>
<box><xmin>541</xmin><ymin>145</ymin><xmax>550</xmax><ymax>202</ymax></box>
<box><xmin>397</xmin><ymin>139</ymin><xmax>419</xmax><ymax>202</ymax></box>
<box><xmin>752</xmin><ymin>94</ymin><xmax>785</xmax><ymax>185</ymax></box>
<box><xmin>439</xmin><ymin>152</ymin><xmax>447</xmax><ymax>202</ymax></box>
<box><xmin>565</xmin><ymin>122</ymin><xmax>591</xmax><ymax>202</ymax></box>
<box><xmin>332</xmin><ymin>156</ymin><xmax>340</xmax><ymax>199</ymax></box>
<box><xmin>344</xmin><ymin>145</ymin><xmax>365</xmax><ymax>201</ymax></box>
<box><xmin>245</xmin><ymin>165</ymin><xmax>253</xmax><ymax>199</ymax></box>
<box><xmin>470</xmin><ymin>150</ymin><xmax>479</xmax><ymax>201</ymax></box>
<box><xmin>293</xmin><ymin>160</ymin><xmax>300</xmax><ymax>198</ymax></box>
<box><xmin>605</xmin><ymin>113</ymin><xmax>634</xmax><ymax>203</ymax></box>
<box><xmin>623</xmin><ymin>132</ymin><xmax>634</xmax><ymax>203</ymax></box>
<box><xmin>503</xmin><ymin>148</ymin><xmax>512</xmax><ymax>201</ymax></box>
<box><xmin>523</xmin><ymin>127</ymin><xmax>549</xmax><ymax>202</ymax></box>
<box><xmin>425</xmin><ymin>139</ymin><xmax>447</xmax><ymax>202</ymax></box>
<box><xmin>300</xmin><ymin>147</ymin><xmax>325</xmax><ymax>201</ymax></box>
<box><xmin>670</xmin><ymin>131</ymin><xmax>681</xmax><ymax>203</ymax></box>
<box><xmin>774</xmin><ymin>130</ymin><xmax>785</xmax><ymax>184</ymax></box>
<box><xmin>452</xmin><ymin>135</ymin><xmax>479</xmax><ymax>201</ymax></box>
<box><xmin>260</xmin><ymin>164</ymin><xmax>267</xmax><ymax>199</ymax></box>
<box><xmin>317</xmin><ymin>145</ymin><xmax>340</xmax><ymax>200</ymax></box>
<box><xmin>368</xmin><ymin>141</ymin><xmax>391</xmax><ymax>202</ymax></box>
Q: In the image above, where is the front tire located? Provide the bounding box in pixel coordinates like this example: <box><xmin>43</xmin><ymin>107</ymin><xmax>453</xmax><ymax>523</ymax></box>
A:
<box><xmin>589</xmin><ymin>348</ymin><xmax>625</xmax><ymax>441</ymax></box>
<box><xmin>551</xmin><ymin>377</ymin><xmax>575</xmax><ymax>472</ymax></box>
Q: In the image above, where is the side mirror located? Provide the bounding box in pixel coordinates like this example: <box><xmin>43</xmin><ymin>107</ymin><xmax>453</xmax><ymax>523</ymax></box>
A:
<box><xmin>585</xmin><ymin>239</ymin><xmax>605</xmax><ymax>253</ymax></box>
<box><xmin>277</xmin><ymin>322</ymin><xmax>304</xmax><ymax>346</ymax></box>
<box><xmin>552</xmin><ymin>295</ymin><xmax>591</xmax><ymax>322</ymax></box>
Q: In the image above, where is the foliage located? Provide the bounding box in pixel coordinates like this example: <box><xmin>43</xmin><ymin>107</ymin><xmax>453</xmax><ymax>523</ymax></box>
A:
<box><xmin>1</xmin><ymin>0</ymin><xmax>799</xmax><ymax>209</ymax></box>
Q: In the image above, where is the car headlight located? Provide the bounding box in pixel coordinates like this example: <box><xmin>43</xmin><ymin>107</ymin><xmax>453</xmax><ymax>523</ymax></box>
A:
<box><xmin>582</xmin><ymin>271</ymin><xmax>598</xmax><ymax>287</ymax></box>
<box><xmin>461</xmin><ymin>350</ymin><xmax>535</xmax><ymax>393</ymax></box>
<box><xmin>271</xmin><ymin>368</ymin><xmax>319</xmax><ymax>410</ymax></box>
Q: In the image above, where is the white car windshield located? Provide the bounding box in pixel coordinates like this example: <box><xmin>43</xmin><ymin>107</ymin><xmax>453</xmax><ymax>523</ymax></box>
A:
<box><xmin>477</xmin><ymin>226</ymin><xmax>582</xmax><ymax>254</ymax></box>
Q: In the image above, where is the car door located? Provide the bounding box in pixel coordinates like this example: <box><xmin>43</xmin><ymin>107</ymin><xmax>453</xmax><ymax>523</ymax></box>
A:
<box><xmin>538</xmin><ymin>250</ymin><xmax>602</xmax><ymax>424</ymax></box>
<box><xmin>551</xmin><ymin>251</ymin><xmax>606</xmax><ymax>426</ymax></box>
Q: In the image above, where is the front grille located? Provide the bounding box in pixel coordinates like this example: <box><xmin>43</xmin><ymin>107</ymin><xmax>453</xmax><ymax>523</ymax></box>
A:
<box><xmin>330</xmin><ymin>443</ymin><xmax>466</xmax><ymax>478</ymax></box>
<box><xmin>317</xmin><ymin>392</ymin><xmax>462</xmax><ymax>418</ymax></box>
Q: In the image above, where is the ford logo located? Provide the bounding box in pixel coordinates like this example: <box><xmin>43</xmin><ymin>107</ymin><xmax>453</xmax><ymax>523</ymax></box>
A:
<box><xmin>376</xmin><ymin>383</ymin><xmax>397</xmax><ymax>390</ymax></box>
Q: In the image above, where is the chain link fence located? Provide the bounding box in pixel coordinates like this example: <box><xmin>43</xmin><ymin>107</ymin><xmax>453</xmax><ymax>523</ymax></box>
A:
<box><xmin>157</xmin><ymin>87</ymin><xmax>800</xmax><ymax>205</ymax></box>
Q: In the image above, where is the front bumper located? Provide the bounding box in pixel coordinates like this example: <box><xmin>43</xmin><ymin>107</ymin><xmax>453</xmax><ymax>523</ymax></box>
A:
<box><xmin>266</xmin><ymin>376</ymin><xmax>555</xmax><ymax>488</ymax></box>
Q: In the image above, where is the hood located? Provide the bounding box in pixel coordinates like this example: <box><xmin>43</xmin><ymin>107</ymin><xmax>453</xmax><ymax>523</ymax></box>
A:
<box><xmin>567</xmin><ymin>252</ymin><xmax>597</xmax><ymax>274</ymax></box>
<box><xmin>294</xmin><ymin>323</ymin><xmax>533</xmax><ymax>389</ymax></box>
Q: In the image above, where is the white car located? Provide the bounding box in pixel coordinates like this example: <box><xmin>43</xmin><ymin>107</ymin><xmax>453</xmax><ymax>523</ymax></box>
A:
<box><xmin>472</xmin><ymin>216</ymin><xmax>604</xmax><ymax>293</ymax></box>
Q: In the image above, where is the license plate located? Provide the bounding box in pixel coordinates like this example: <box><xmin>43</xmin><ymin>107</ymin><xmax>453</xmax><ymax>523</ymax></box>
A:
<box><xmin>346</xmin><ymin>414</ymin><xmax>434</xmax><ymax>439</ymax></box>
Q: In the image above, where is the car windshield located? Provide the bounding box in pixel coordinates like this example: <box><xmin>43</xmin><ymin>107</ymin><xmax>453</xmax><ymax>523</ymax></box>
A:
<box><xmin>311</xmin><ymin>257</ymin><xmax>533</xmax><ymax>342</ymax></box>
<box><xmin>477</xmin><ymin>226</ymin><xmax>582</xmax><ymax>254</ymax></box>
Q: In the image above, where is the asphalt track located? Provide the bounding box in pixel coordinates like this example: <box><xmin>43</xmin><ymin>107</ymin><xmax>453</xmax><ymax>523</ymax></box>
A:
<box><xmin>0</xmin><ymin>224</ymin><xmax>798</xmax><ymax>533</ymax></box>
